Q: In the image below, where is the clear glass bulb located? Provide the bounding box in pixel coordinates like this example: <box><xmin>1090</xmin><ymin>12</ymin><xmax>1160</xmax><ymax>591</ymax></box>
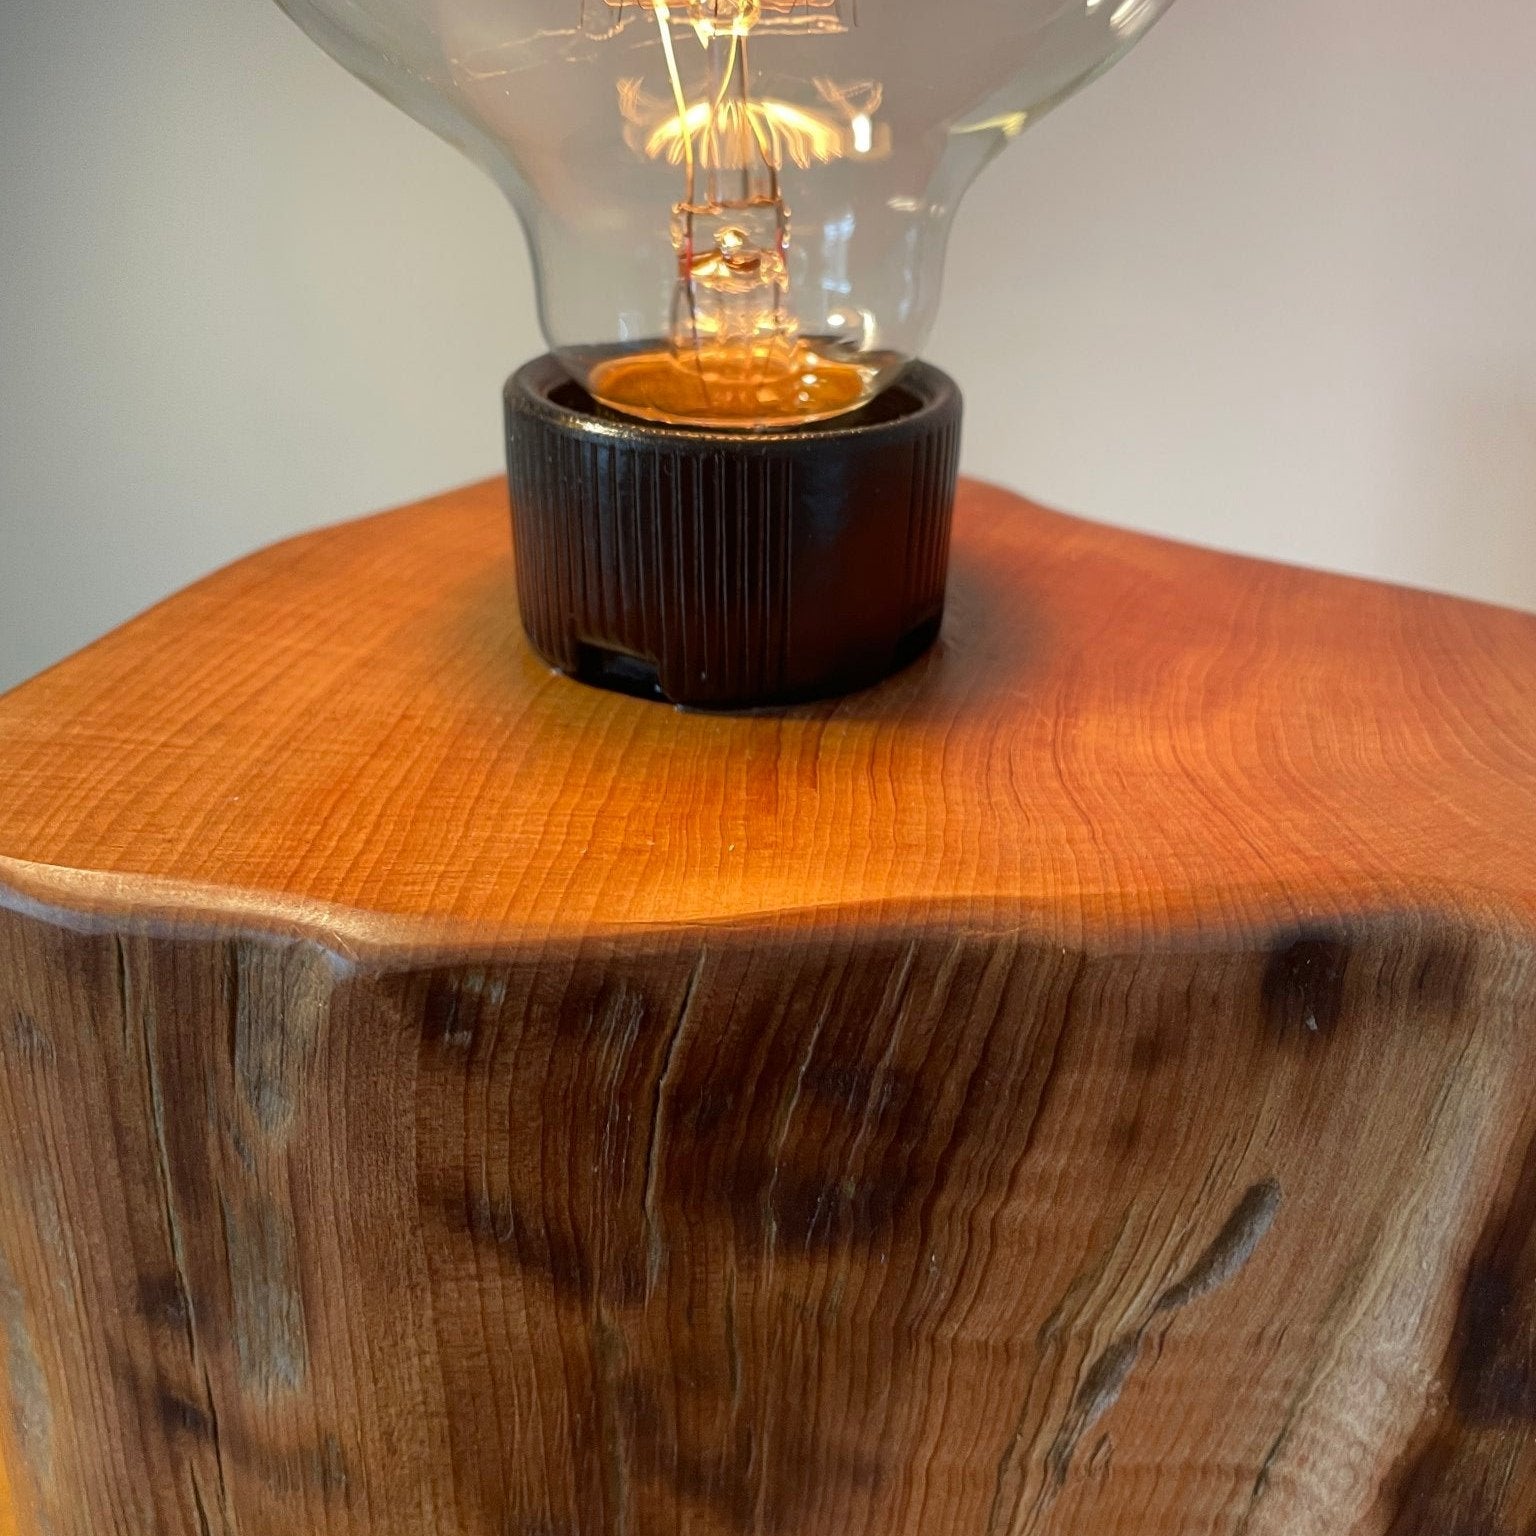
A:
<box><xmin>276</xmin><ymin>0</ymin><xmax>1174</xmax><ymax>428</ymax></box>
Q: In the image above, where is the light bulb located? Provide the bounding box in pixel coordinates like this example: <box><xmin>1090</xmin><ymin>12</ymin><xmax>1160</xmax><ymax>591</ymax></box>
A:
<box><xmin>273</xmin><ymin>0</ymin><xmax>1179</xmax><ymax>708</ymax></box>
<box><xmin>275</xmin><ymin>0</ymin><xmax>1174</xmax><ymax>431</ymax></box>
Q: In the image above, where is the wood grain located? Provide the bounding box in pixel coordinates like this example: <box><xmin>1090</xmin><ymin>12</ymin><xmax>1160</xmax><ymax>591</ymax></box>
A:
<box><xmin>0</xmin><ymin>477</ymin><xmax>1531</xmax><ymax>942</ymax></box>
<box><xmin>0</xmin><ymin>477</ymin><xmax>1533</xmax><ymax>1535</ymax></box>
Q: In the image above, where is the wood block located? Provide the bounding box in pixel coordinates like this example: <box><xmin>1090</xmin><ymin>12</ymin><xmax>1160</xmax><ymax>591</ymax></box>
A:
<box><xmin>0</xmin><ymin>478</ymin><xmax>1533</xmax><ymax>1535</ymax></box>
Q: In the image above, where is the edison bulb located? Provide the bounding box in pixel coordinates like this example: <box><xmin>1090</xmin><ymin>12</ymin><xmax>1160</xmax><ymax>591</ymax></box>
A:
<box><xmin>276</xmin><ymin>0</ymin><xmax>1175</xmax><ymax>428</ymax></box>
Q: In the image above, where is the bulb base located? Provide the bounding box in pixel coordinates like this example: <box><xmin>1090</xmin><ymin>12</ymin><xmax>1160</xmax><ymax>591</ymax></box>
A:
<box><xmin>504</xmin><ymin>355</ymin><xmax>961</xmax><ymax>709</ymax></box>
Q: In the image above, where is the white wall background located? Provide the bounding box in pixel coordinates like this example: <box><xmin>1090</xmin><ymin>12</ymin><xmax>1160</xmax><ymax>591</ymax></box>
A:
<box><xmin>2</xmin><ymin>0</ymin><xmax>1533</xmax><ymax>691</ymax></box>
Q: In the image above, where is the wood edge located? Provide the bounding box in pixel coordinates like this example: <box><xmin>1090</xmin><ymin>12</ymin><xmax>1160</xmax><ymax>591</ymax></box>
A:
<box><xmin>3</xmin><ymin>852</ymin><xmax>1531</xmax><ymax>975</ymax></box>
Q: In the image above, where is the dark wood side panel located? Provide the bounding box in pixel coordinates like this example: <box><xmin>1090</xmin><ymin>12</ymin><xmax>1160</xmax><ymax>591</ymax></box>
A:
<box><xmin>2</xmin><ymin>904</ymin><xmax>1533</xmax><ymax>1535</ymax></box>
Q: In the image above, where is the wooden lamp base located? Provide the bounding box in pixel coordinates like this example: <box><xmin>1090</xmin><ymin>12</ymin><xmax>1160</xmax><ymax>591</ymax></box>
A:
<box><xmin>1</xmin><ymin>479</ymin><xmax>1534</xmax><ymax>1535</ymax></box>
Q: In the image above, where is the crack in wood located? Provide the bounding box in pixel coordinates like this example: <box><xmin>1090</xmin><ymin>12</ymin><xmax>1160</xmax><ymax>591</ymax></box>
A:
<box><xmin>1042</xmin><ymin>1180</ymin><xmax>1283</xmax><ymax>1502</ymax></box>
<box><xmin>762</xmin><ymin>1002</ymin><xmax>828</xmax><ymax>1269</ymax></box>
<box><xmin>190</xmin><ymin>1471</ymin><xmax>213</xmax><ymax>1536</ymax></box>
<box><xmin>724</xmin><ymin>1260</ymin><xmax>744</xmax><ymax>1424</ymax></box>
<box><xmin>199</xmin><ymin>1358</ymin><xmax>236</xmax><ymax>1535</ymax></box>
<box><xmin>128</xmin><ymin>938</ymin><xmax>240</xmax><ymax>1533</ymax></box>
<box><xmin>643</xmin><ymin>950</ymin><xmax>707</xmax><ymax>1295</ymax></box>
<box><xmin>987</xmin><ymin>1207</ymin><xmax>1142</xmax><ymax>1536</ymax></box>
<box><xmin>115</xmin><ymin>934</ymin><xmax>133</xmax><ymax>1051</ymax></box>
<box><xmin>1018</xmin><ymin>955</ymin><xmax>1088</xmax><ymax>1162</ymax></box>
<box><xmin>1154</xmin><ymin>1180</ymin><xmax>1284</xmax><ymax>1318</ymax></box>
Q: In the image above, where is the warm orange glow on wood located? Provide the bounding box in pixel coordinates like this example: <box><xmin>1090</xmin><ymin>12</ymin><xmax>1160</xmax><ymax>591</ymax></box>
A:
<box><xmin>0</xmin><ymin>1457</ymin><xmax>15</xmax><ymax>1536</ymax></box>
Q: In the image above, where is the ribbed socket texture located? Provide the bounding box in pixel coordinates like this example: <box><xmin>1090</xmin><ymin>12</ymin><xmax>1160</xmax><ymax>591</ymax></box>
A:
<box><xmin>505</xmin><ymin>357</ymin><xmax>961</xmax><ymax>709</ymax></box>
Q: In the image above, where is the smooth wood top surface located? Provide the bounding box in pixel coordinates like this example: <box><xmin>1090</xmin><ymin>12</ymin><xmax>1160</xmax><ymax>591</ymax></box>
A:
<box><xmin>1</xmin><ymin>477</ymin><xmax>1532</xmax><ymax>948</ymax></box>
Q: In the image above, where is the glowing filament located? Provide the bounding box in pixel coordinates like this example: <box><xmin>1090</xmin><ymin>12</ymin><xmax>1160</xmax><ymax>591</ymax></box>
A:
<box><xmin>591</xmin><ymin>0</ymin><xmax>883</xmax><ymax>425</ymax></box>
<box><xmin>635</xmin><ymin>96</ymin><xmax>845</xmax><ymax>169</ymax></box>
